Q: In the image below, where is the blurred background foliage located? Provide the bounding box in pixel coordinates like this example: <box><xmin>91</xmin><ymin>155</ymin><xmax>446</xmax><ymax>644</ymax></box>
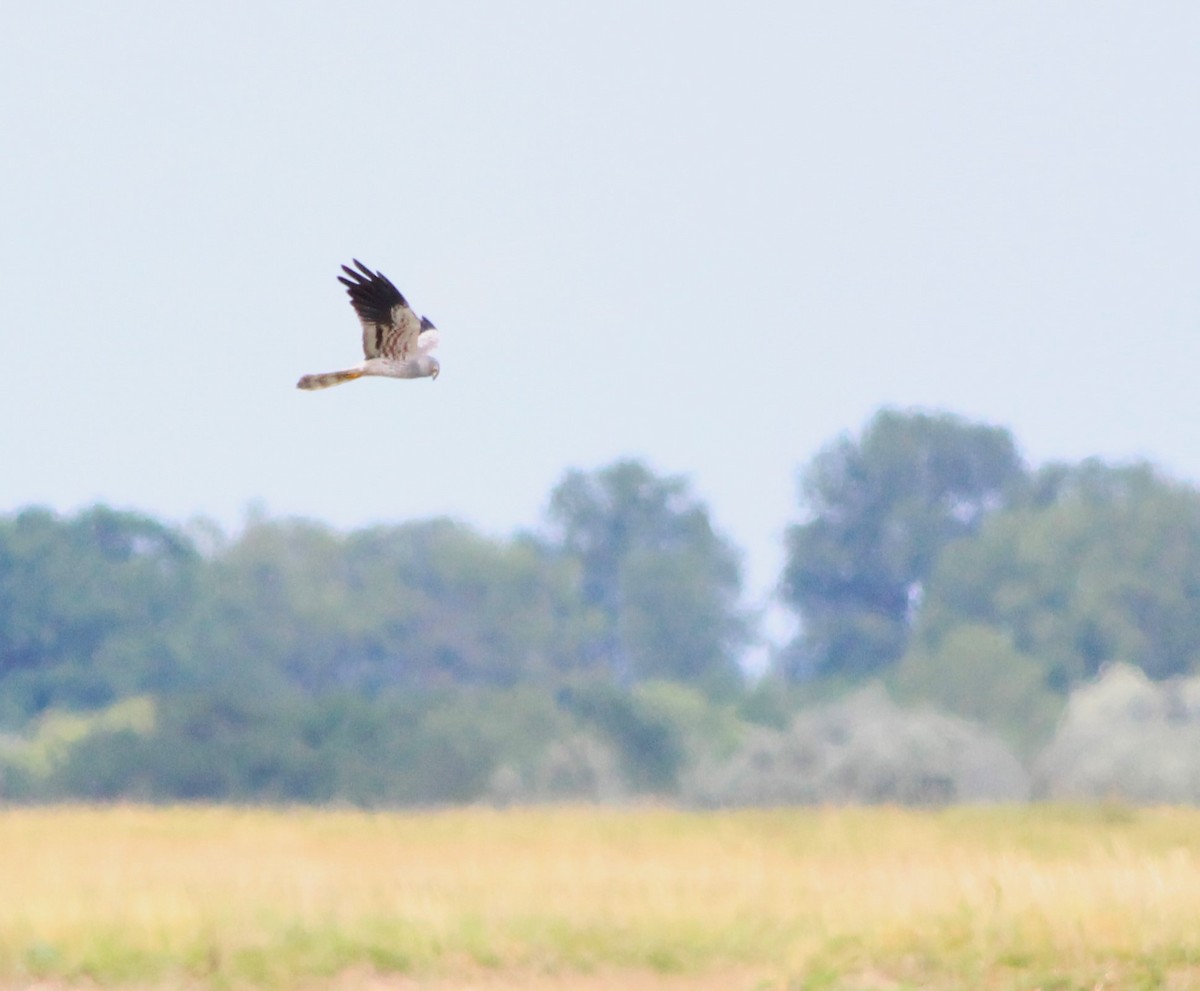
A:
<box><xmin>6</xmin><ymin>410</ymin><xmax>1200</xmax><ymax>804</ymax></box>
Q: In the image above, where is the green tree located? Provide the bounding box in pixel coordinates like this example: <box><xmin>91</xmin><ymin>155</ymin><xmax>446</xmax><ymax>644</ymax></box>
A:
<box><xmin>560</xmin><ymin>680</ymin><xmax>687</xmax><ymax>793</ymax></box>
<box><xmin>780</xmin><ymin>409</ymin><xmax>1025</xmax><ymax>679</ymax></box>
<box><xmin>342</xmin><ymin>520</ymin><xmax>591</xmax><ymax>687</ymax></box>
<box><xmin>0</xmin><ymin>507</ymin><xmax>199</xmax><ymax>722</ymax></box>
<box><xmin>186</xmin><ymin>516</ymin><xmax>591</xmax><ymax>695</ymax></box>
<box><xmin>181</xmin><ymin>517</ymin><xmax>350</xmax><ymax>696</ymax></box>
<box><xmin>892</xmin><ymin>623</ymin><xmax>1062</xmax><ymax>755</ymax></box>
<box><xmin>916</xmin><ymin>461</ymin><xmax>1200</xmax><ymax>689</ymax></box>
<box><xmin>546</xmin><ymin>459</ymin><xmax>749</xmax><ymax>689</ymax></box>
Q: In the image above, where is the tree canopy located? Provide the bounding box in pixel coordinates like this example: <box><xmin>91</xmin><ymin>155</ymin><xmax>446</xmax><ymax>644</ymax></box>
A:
<box><xmin>5</xmin><ymin>417</ymin><xmax>1200</xmax><ymax>805</ymax></box>
<box><xmin>780</xmin><ymin>408</ymin><xmax>1024</xmax><ymax>678</ymax></box>
<box><xmin>915</xmin><ymin>461</ymin><xmax>1200</xmax><ymax>688</ymax></box>
<box><xmin>546</xmin><ymin>459</ymin><xmax>749</xmax><ymax>690</ymax></box>
<box><xmin>0</xmin><ymin>506</ymin><xmax>199</xmax><ymax>721</ymax></box>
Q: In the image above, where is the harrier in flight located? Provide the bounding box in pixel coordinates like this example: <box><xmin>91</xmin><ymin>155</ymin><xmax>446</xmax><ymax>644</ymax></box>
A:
<box><xmin>297</xmin><ymin>260</ymin><xmax>440</xmax><ymax>390</ymax></box>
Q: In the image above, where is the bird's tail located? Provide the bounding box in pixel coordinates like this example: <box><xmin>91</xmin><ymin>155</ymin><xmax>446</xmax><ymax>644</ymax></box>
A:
<box><xmin>296</xmin><ymin>368</ymin><xmax>364</xmax><ymax>391</ymax></box>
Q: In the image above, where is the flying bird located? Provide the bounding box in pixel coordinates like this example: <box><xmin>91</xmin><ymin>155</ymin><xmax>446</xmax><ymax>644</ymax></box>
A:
<box><xmin>297</xmin><ymin>260</ymin><xmax>440</xmax><ymax>390</ymax></box>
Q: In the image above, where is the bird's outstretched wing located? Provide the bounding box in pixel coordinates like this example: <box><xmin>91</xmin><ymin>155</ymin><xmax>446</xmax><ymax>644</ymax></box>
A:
<box><xmin>338</xmin><ymin>259</ymin><xmax>435</xmax><ymax>361</ymax></box>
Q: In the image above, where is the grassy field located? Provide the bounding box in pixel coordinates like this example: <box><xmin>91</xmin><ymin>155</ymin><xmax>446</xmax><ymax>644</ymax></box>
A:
<box><xmin>1</xmin><ymin>804</ymin><xmax>1199</xmax><ymax>990</ymax></box>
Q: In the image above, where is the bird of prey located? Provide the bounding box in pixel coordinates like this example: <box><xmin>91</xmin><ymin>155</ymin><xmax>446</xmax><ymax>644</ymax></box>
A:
<box><xmin>297</xmin><ymin>260</ymin><xmax>440</xmax><ymax>390</ymax></box>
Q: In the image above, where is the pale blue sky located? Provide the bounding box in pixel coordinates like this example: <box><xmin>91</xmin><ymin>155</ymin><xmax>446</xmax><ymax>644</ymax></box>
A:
<box><xmin>2</xmin><ymin>3</ymin><xmax>1198</xmax><ymax>634</ymax></box>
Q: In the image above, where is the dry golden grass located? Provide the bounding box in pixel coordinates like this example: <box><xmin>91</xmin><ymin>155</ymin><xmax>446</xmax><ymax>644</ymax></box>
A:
<box><xmin>1</xmin><ymin>804</ymin><xmax>1200</xmax><ymax>989</ymax></box>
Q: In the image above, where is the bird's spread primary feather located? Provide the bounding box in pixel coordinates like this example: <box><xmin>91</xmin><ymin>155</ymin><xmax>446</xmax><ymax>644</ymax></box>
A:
<box><xmin>297</xmin><ymin>260</ymin><xmax>440</xmax><ymax>390</ymax></box>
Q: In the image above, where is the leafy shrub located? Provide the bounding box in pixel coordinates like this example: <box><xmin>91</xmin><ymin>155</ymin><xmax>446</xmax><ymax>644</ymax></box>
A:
<box><xmin>685</xmin><ymin>684</ymin><xmax>1029</xmax><ymax>806</ymax></box>
<box><xmin>1034</xmin><ymin>662</ymin><xmax>1200</xmax><ymax>802</ymax></box>
<box><xmin>487</xmin><ymin>732</ymin><xmax>626</xmax><ymax>804</ymax></box>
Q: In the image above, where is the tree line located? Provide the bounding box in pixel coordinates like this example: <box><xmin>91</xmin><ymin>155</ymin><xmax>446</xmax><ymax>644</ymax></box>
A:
<box><xmin>5</xmin><ymin>407</ymin><xmax>1200</xmax><ymax>803</ymax></box>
